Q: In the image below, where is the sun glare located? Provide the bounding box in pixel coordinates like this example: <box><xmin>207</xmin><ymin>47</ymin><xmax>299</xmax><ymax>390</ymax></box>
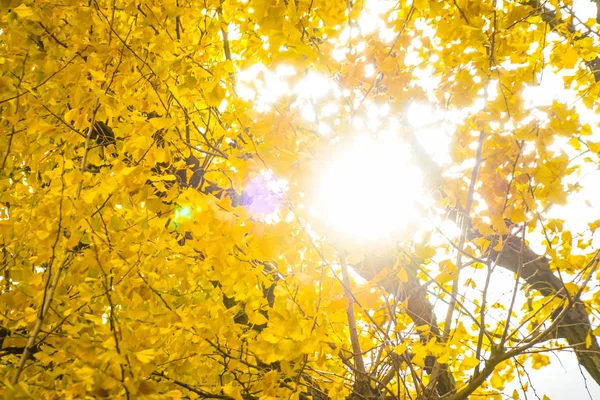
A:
<box><xmin>314</xmin><ymin>133</ymin><xmax>424</xmax><ymax>244</ymax></box>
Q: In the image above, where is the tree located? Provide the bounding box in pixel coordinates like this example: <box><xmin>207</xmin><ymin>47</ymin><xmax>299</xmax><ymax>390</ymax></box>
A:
<box><xmin>1</xmin><ymin>0</ymin><xmax>600</xmax><ymax>398</ymax></box>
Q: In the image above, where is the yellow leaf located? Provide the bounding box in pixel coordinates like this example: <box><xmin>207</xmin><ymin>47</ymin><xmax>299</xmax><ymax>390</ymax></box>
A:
<box><xmin>564</xmin><ymin>282</ymin><xmax>579</xmax><ymax>296</ymax></box>
<box><xmin>165</xmin><ymin>390</ymin><xmax>183</xmax><ymax>399</ymax></box>
<box><xmin>149</xmin><ymin>117</ymin><xmax>173</xmax><ymax>130</ymax></box>
<box><xmin>64</xmin><ymin>108</ymin><xmax>78</xmax><ymax>123</ymax></box>
<box><xmin>380</xmin><ymin>56</ymin><xmax>397</xmax><ymax>73</ymax></box>
<box><xmin>563</xmin><ymin>46</ymin><xmax>579</xmax><ymax>69</ymax></box>
<box><xmin>490</xmin><ymin>371</ymin><xmax>504</xmax><ymax>390</ymax></box>
<box><xmin>397</xmin><ymin>268</ymin><xmax>408</xmax><ymax>283</ymax></box>
<box><xmin>13</xmin><ymin>4</ymin><xmax>36</xmax><ymax>19</ymax></box>
<box><xmin>491</xmin><ymin>215</ymin><xmax>509</xmax><ymax>234</ymax></box>
<box><xmin>461</xmin><ymin>356</ymin><xmax>480</xmax><ymax>369</ymax></box>
<box><xmin>205</xmin><ymin>84</ymin><xmax>225</xmax><ymax>107</ymax></box>
<box><xmin>75</xmin><ymin>366</ymin><xmax>95</xmax><ymax>381</ymax></box>
<box><xmin>414</xmin><ymin>243</ymin><xmax>435</xmax><ymax>259</ymax></box>
<box><xmin>435</xmin><ymin>271</ymin><xmax>454</xmax><ymax>285</ymax></box>
<box><xmin>250</xmin><ymin>313</ymin><xmax>268</xmax><ymax>325</ymax></box>
<box><xmin>135</xmin><ymin>349</ymin><xmax>156</xmax><ymax>364</ymax></box>
<box><xmin>36</xmin><ymin>229</ymin><xmax>51</xmax><ymax>240</ymax></box>
<box><xmin>568</xmin><ymin>135</ymin><xmax>582</xmax><ymax>150</ymax></box>
<box><xmin>531</xmin><ymin>353</ymin><xmax>550</xmax><ymax>369</ymax></box>
<box><xmin>223</xmin><ymin>384</ymin><xmax>244</xmax><ymax>400</ymax></box>
<box><xmin>280</xmin><ymin>360</ymin><xmax>294</xmax><ymax>376</ymax></box>
<box><xmin>410</xmin><ymin>344</ymin><xmax>427</xmax><ymax>367</ymax></box>
<box><xmin>506</xmin><ymin>206</ymin><xmax>527</xmax><ymax>223</ymax></box>
<box><xmin>581</xmin><ymin>123</ymin><xmax>592</xmax><ymax>136</ymax></box>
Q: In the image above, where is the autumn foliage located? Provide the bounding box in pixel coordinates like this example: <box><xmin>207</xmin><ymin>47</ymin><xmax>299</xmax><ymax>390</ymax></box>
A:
<box><xmin>2</xmin><ymin>0</ymin><xmax>600</xmax><ymax>399</ymax></box>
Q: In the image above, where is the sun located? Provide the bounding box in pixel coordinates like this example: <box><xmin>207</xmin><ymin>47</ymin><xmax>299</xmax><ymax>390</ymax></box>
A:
<box><xmin>312</xmin><ymin>132</ymin><xmax>425</xmax><ymax>245</ymax></box>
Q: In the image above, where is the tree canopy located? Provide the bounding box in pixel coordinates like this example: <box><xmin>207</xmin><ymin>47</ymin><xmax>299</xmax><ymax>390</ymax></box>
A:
<box><xmin>2</xmin><ymin>0</ymin><xmax>600</xmax><ymax>399</ymax></box>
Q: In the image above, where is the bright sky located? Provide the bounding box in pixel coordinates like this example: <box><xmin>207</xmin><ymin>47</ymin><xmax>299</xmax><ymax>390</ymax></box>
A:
<box><xmin>234</xmin><ymin>0</ymin><xmax>600</xmax><ymax>397</ymax></box>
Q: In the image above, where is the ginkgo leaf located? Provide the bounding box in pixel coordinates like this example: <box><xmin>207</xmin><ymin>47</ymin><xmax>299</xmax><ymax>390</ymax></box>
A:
<box><xmin>397</xmin><ymin>268</ymin><xmax>408</xmax><ymax>283</ymax></box>
<box><xmin>414</xmin><ymin>243</ymin><xmax>435</xmax><ymax>259</ymax></box>
<box><xmin>74</xmin><ymin>366</ymin><xmax>95</xmax><ymax>381</ymax></box>
<box><xmin>581</xmin><ymin>123</ymin><xmax>592</xmax><ymax>136</ymax></box>
<box><xmin>205</xmin><ymin>84</ymin><xmax>226</xmax><ymax>107</ymax></box>
<box><xmin>13</xmin><ymin>4</ymin><xmax>35</xmax><ymax>19</ymax></box>
<box><xmin>563</xmin><ymin>46</ymin><xmax>579</xmax><ymax>69</ymax></box>
<box><xmin>135</xmin><ymin>349</ymin><xmax>156</xmax><ymax>364</ymax></box>
<box><xmin>461</xmin><ymin>356</ymin><xmax>480</xmax><ymax>369</ymax></box>
<box><xmin>250</xmin><ymin>313</ymin><xmax>268</xmax><ymax>325</ymax></box>
<box><xmin>223</xmin><ymin>384</ymin><xmax>244</xmax><ymax>400</ymax></box>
